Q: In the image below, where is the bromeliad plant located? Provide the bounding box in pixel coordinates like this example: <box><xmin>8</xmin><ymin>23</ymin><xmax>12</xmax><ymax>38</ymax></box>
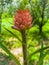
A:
<box><xmin>12</xmin><ymin>9</ymin><xmax>32</xmax><ymax>65</ymax></box>
<box><xmin>0</xmin><ymin>0</ymin><xmax>49</xmax><ymax>65</ymax></box>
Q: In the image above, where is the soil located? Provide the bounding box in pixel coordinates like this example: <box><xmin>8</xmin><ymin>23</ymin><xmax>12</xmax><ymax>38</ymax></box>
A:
<box><xmin>0</xmin><ymin>47</ymin><xmax>23</xmax><ymax>65</ymax></box>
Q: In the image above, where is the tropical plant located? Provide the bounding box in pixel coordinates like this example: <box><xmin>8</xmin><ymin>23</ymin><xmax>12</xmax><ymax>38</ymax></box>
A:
<box><xmin>0</xmin><ymin>0</ymin><xmax>49</xmax><ymax>65</ymax></box>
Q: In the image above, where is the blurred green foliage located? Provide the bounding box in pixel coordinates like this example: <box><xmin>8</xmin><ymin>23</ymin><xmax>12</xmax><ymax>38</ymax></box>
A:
<box><xmin>0</xmin><ymin>0</ymin><xmax>49</xmax><ymax>65</ymax></box>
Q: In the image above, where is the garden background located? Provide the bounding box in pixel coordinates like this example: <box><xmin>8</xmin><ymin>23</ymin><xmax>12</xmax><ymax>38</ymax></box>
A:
<box><xmin>0</xmin><ymin>0</ymin><xmax>49</xmax><ymax>65</ymax></box>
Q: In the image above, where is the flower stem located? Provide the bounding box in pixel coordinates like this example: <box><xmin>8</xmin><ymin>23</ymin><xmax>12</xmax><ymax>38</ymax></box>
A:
<box><xmin>21</xmin><ymin>30</ymin><xmax>28</xmax><ymax>65</ymax></box>
<box><xmin>37</xmin><ymin>38</ymin><xmax>44</xmax><ymax>65</ymax></box>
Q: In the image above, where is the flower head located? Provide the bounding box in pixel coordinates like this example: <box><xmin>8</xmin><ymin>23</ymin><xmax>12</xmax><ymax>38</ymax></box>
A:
<box><xmin>12</xmin><ymin>9</ymin><xmax>32</xmax><ymax>31</ymax></box>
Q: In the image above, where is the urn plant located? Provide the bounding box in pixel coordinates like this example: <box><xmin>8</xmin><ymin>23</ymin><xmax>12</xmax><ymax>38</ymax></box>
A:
<box><xmin>0</xmin><ymin>0</ymin><xmax>49</xmax><ymax>65</ymax></box>
<box><xmin>12</xmin><ymin>0</ymin><xmax>32</xmax><ymax>65</ymax></box>
<box><xmin>12</xmin><ymin>8</ymin><xmax>32</xmax><ymax>65</ymax></box>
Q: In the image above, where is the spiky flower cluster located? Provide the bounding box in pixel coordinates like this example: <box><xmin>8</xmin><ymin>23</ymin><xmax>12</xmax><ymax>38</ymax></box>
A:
<box><xmin>13</xmin><ymin>9</ymin><xmax>32</xmax><ymax>31</ymax></box>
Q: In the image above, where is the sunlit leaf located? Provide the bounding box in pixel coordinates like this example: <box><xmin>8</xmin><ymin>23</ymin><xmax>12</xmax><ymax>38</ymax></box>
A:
<box><xmin>0</xmin><ymin>43</ymin><xmax>21</xmax><ymax>65</ymax></box>
<box><xmin>3</xmin><ymin>27</ymin><xmax>22</xmax><ymax>43</ymax></box>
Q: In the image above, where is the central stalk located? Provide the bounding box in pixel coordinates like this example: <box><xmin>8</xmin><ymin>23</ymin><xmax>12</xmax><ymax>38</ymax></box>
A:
<box><xmin>21</xmin><ymin>30</ymin><xmax>27</xmax><ymax>65</ymax></box>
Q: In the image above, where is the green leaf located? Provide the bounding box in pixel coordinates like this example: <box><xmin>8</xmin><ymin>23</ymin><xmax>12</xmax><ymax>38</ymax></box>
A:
<box><xmin>43</xmin><ymin>50</ymin><xmax>49</xmax><ymax>58</ymax></box>
<box><xmin>3</xmin><ymin>27</ymin><xmax>22</xmax><ymax>43</ymax></box>
<box><xmin>37</xmin><ymin>50</ymin><xmax>49</xmax><ymax>65</ymax></box>
<box><xmin>0</xmin><ymin>43</ymin><xmax>21</xmax><ymax>65</ymax></box>
<box><xmin>28</xmin><ymin>46</ymin><xmax>49</xmax><ymax>59</ymax></box>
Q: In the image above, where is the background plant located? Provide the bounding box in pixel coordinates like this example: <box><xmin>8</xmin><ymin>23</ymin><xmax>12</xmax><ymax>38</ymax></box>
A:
<box><xmin>0</xmin><ymin>0</ymin><xmax>49</xmax><ymax>65</ymax></box>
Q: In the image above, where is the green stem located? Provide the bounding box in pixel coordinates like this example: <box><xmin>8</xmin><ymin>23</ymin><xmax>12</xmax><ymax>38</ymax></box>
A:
<box><xmin>39</xmin><ymin>39</ymin><xmax>43</xmax><ymax>65</ymax></box>
<box><xmin>0</xmin><ymin>0</ymin><xmax>3</xmax><ymax>46</ymax></box>
<box><xmin>21</xmin><ymin>30</ymin><xmax>28</xmax><ymax>65</ymax></box>
<box><xmin>37</xmin><ymin>39</ymin><xmax>44</xmax><ymax>65</ymax></box>
<box><xmin>38</xmin><ymin>0</ymin><xmax>47</xmax><ymax>65</ymax></box>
